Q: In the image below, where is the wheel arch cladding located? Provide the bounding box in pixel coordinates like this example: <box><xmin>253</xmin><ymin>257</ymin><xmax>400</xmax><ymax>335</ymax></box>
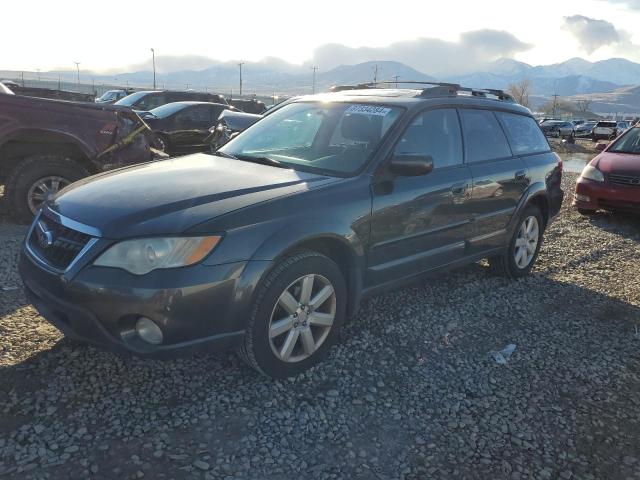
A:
<box><xmin>255</xmin><ymin>232</ymin><xmax>364</xmax><ymax>318</ymax></box>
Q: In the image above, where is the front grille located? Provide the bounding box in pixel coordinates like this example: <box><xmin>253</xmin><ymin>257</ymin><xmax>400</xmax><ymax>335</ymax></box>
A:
<box><xmin>609</xmin><ymin>173</ymin><xmax>640</xmax><ymax>187</ymax></box>
<box><xmin>28</xmin><ymin>215</ymin><xmax>92</xmax><ymax>270</ymax></box>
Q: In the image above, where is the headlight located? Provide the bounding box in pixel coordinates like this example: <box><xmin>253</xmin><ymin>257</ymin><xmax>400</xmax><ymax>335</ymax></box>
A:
<box><xmin>580</xmin><ymin>165</ymin><xmax>604</xmax><ymax>183</ymax></box>
<box><xmin>94</xmin><ymin>236</ymin><xmax>222</xmax><ymax>275</ymax></box>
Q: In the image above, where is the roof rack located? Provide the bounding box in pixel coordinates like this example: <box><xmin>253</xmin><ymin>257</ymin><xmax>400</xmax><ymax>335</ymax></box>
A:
<box><xmin>328</xmin><ymin>83</ymin><xmax>376</xmax><ymax>92</ymax></box>
<box><xmin>330</xmin><ymin>80</ymin><xmax>516</xmax><ymax>103</ymax></box>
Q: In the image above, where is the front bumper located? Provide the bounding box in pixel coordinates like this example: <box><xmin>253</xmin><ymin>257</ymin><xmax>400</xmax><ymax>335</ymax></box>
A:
<box><xmin>19</xmin><ymin>249</ymin><xmax>272</xmax><ymax>357</ymax></box>
<box><xmin>574</xmin><ymin>177</ymin><xmax>640</xmax><ymax>213</ymax></box>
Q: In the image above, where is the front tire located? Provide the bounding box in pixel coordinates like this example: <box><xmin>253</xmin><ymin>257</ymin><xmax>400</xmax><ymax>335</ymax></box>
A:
<box><xmin>5</xmin><ymin>155</ymin><xmax>88</xmax><ymax>223</ymax></box>
<box><xmin>239</xmin><ymin>251</ymin><xmax>347</xmax><ymax>378</ymax></box>
<box><xmin>489</xmin><ymin>205</ymin><xmax>544</xmax><ymax>278</ymax></box>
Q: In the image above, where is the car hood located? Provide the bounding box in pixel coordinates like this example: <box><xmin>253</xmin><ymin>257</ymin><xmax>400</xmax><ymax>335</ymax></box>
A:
<box><xmin>593</xmin><ymin>151</ymin><xmax>640</xmax><ymax>174</ymax></box>
<box><xmin>49</xmin><ymin>154</ymin><xmax>338</xmax><ymax>239</ymax></box>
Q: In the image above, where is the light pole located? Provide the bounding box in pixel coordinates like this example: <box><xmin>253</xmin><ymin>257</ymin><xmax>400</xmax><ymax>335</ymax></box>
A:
<box><xmin>238</xmin><ymin>62</ymin><xmax>245</xmax><ymax>97</ymax></box>
<box><xmin>311</xmin><ymin>66</ymin><xmax>318</xmax><ymax>94</ymax></box>
<box><xmin>392</xmin><ymin>75</ymin><xmax>400</xmax><ymax>88</ymax></box>
<box><xmin>151</xmin><ymin>48</ymin><xmax>156</xmax><ymax>89</ymax></box>
<box><xmin>74</xmin><ymin>62</ymin><xmax>81</xmax><ymax>90</ymax></box>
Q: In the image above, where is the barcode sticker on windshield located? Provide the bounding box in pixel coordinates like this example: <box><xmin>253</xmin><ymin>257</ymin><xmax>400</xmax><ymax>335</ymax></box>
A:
<box><xmin>345</xmin><ymin>105</ymin><xmax>392</xmax><ymax>116</ymax></box>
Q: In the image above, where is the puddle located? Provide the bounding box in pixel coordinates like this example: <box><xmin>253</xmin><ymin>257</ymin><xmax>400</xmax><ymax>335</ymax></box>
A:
<box><xmin>559</xmin><ymin>152</ymin><xmax>594</xmax><ymax>173</ymax></box>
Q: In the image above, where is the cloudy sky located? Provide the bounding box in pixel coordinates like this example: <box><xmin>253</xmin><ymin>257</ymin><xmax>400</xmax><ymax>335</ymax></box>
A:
<box><xmin>4</xmin><ymin>0</ymin><xmax>640</xmax><ymax>74</ymax></box>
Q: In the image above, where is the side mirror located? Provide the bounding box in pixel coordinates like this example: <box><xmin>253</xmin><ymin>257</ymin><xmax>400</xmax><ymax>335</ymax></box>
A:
<box><xmin>595</xmin><ymin>143</ymin><xmax>607</xmax><ymax>151</ymax></box>
<box><xmin>389</xmin><ymin>154</ymin><xmax>434</xmax><ymax>177</ymax></box>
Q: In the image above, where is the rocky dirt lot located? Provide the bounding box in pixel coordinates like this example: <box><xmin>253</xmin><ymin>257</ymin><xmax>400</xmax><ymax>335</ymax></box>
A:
<box><xmin>0</xmin><ymin>173</ymin><xmax>639</xmax><ymax>480</ymax></box>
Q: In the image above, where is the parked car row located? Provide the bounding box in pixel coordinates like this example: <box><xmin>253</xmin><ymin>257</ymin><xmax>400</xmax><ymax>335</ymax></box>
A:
<box><xmin>540</xmin><ymin>117</ymin><xmax>634</xmax><ymax>142</ymax></box>
<box><xmin>7</xmin><ymin>78</ymin><xmax>638</xmax><ymax>378</ymax></box>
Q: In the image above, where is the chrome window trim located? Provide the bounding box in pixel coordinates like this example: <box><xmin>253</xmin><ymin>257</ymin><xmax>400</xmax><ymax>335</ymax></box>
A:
<box><xmin>42</xmin><ymin>207</ymin><xmax>102</xmax><ymax>237</ymax></box>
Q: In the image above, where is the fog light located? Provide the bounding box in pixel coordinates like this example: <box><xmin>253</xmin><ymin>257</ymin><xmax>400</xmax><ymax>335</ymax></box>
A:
<box><xmin>135</xmin><ymin>317</ymin><xmax>163</xmax><ymax>345</ymax></box>
<box><xmin>575</xmin><ymin>194</ymin><xmax>590</xmax><ymax>202</ymax></box>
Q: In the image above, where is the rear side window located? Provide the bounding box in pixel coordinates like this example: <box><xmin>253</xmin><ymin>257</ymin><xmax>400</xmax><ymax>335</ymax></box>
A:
<box><xmin>459</xmin><ymin>109</ymin><xmax>511</xmax><ymax>163</ymax></box>
<box><xmin>137</xmin><ymin>94</ymin><xmax>166</xmax><ymax>110</ymax></box>
<box><xmin>394</xmin><ymin>109</ymin><xmax>463</xmax><ymax>169</ymax></box>
<box><xmin>497</xmin><ymin>112</ymin><xmax>549</xmax><ymax>155</ymax></box>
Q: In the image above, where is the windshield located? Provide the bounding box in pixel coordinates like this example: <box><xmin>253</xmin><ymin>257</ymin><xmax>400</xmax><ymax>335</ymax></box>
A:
<box><xmin>115</xmin><ymin>91</ymin><xmax>153</xmax><ymax>107</ymax></box>
<box><xmin>98</xmin><ymin>90</ymin><xmax>120</xmax><ymax>101</ymax></box>
<box><xmin>149</xmin><ymin>103</ymin><xmax>188</xmax><ymax>118</ymax></box>
<box><xmin>608</xmin><ymin>127</ymin><xmax>640</xmax><ymax>154</ymax></box>
<box><xmin>219</xmin><ymin>102</ymin><xmax>403</xmax><ymax>176</ymax></box>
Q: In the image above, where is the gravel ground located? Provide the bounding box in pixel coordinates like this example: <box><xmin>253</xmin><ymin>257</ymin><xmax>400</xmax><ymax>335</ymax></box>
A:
<box><xmin>1</xmin><ymin>173</ymin><xmax>639</xmax><ymax>480</ymax></box>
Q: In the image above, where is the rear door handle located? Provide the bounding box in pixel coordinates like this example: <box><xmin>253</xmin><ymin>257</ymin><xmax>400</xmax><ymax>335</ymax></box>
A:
<box><xmin>451</xmin><ymin>183</ymin><xmax>468</xmax><ymax>195</ymax></box>
<box><xmin>515</xmin><ymin>170</ymin><xmax>527</xmax><ymax>181</ymax></box>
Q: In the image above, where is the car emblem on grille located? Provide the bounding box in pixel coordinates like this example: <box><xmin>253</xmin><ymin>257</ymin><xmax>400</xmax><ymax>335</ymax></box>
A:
<box><xmin>35</xmin><ymin>220</ymin><xmax>55</xmax><ymax>249</ymax></box>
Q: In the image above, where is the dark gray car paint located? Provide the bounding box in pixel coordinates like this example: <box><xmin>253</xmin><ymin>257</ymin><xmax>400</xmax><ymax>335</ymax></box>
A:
<box><xmin>19</xmin><ymin>91</ymin><xmax>563</xmax><ymax>355</ymax></box>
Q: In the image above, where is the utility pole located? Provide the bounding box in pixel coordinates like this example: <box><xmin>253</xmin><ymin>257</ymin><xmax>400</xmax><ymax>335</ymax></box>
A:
<box><xmin>74</xmin><ymin>62</ymin><xmax>81</xmax><ymax>90</ymax></box>
<box><xmin>311</xmin><ymin>66</ymin><xmax>318</xmax><ymax>94</ymax></box>
<box><xmin>238</xmin><ymin>62</ymin><xmax>245</xmax><ymax>97</ymax></box>
<box><xmin>551</xmin><ymin>93</ymin><xmax>559</xmax><ymax>117</ymax></box>
<box><xmin>21</xmin><ymin>71</ymin><xmax>24</xmax><ymax>87</ymax></box>
<box><xmin>58</xmin><ymin>74</ymin><xmax>61</xmax><ymax>91</ymax></box>
<box><xmin>373</xmin><ymin>64</ymin><xmax>378</xmax><ymax>84</ymax></box>
<box><xmin>36</xmin><ymin>69</ymin><xmax>41</xmax><ymax>83</ymax></box>
<box><xmin>392</xmin><ymin>75</ymin><xmax>400</xmax><ymax>88</ymax></box>
<box><xmin>151</xmin><ymin>48</ymin><xmax>156</xmax><ymax>89</ymax></box>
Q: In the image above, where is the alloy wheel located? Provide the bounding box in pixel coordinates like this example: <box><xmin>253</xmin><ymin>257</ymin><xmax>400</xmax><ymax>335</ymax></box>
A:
<box><xmin>268</xmin><ymin>274</ymin><xmax>336</xmax><ymax>363</ymax></box>
<box><xmin>514</xmin><ymin>216</ymin><xmax>539</xmax><ymax>269</ymax></box>
<box><xmin>27</xmin><ymin>176</ymin><xmax>70</xmax><ymax>214</ymax></box>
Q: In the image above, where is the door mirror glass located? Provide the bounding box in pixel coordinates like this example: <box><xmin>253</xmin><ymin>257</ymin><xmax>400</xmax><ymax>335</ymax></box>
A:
<box><xmin>389</xmin><ymin>154</ymin><xmax>434</xmax><ymax>176</ymax></box>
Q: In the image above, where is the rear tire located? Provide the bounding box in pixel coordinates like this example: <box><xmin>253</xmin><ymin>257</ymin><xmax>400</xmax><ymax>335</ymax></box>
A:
<box><xmin>489</xmin><ymin>205</ymin><xmax>544</xmax><ymax>279</ymax></box>
<box><xmin>5</xmin><ymin>154</ymin><xmax>88</xmax><ymax>223</ymax></box>
<box><xmin>238</xmin><ymin>250</ymin><xmax>346</xmax><ymax>378</ymax></box>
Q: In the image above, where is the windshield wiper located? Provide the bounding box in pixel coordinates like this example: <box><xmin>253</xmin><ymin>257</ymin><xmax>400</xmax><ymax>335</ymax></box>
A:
<box><xmin>234</xmin><ymin>154</ymin><xmax>288</xmax><ymax>168</ymax></box>
<box><xmin>215</xmin><ymin>151</ymin><xmax>238</xmax><ymax>159</ymax></box>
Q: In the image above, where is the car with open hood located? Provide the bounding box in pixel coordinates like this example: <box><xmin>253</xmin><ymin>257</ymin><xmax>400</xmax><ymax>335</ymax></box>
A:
<box><xmin>19</xmin><ymin>83</ymin><xmax>563</xmax><ymax>377</ymax></box>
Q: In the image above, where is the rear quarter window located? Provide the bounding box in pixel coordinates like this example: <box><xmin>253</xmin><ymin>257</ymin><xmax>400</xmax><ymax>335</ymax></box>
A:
<box><xmin>459</xmin><ymin>109</ymin><xmax>512</xmax><ymax>163</ymax></box>
<box><xmin>496</xmin><ymin>112</ymin><xmax>550</xmax><ymax>155</ymax></box>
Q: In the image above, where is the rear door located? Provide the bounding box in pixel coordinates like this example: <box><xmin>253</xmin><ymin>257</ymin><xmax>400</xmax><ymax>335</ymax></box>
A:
<box><xmin>459</xmin><ymin>108</ymin><xmax>529</xmax><ymax>253</ymax></box>
<box><xmin>368</xmin><ymin>108</ymin><xmax>473</xmax><ymax>287</ymax></box>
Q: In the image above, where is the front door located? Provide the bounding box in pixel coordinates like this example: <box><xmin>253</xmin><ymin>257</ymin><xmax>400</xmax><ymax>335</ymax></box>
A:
<box><xmin>367</xmin><ymin>108</ymin><xmax>473</xmax><ymax>287</ymax></box>
<box><xmin>170</xmin><ymin>105</ymin><xmax>214</xmax><ymax>152</ymax></box>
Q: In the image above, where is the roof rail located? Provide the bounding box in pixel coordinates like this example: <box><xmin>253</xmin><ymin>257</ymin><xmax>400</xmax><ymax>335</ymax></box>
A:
<box><xmin>328</xmin><ymin>83</ymin><xmax>375</xmax><ymax>92</ymax></box>
<box><xmin>329</xmin><ymin>79</ymin><xmax>515</xmax><ymax>103</ymax></box>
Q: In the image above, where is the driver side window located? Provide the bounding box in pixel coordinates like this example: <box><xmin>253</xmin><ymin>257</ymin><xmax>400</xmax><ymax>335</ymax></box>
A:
<box><xmin>394</xmin><ymin>109</ymin><xmax>463</xmax><ymax>169</ymax></box>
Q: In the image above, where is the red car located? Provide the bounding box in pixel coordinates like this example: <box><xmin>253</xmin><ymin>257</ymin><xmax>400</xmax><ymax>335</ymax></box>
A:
<box><xmin>574</xmin><ymin>127</ymin><xmax>640</xmax><ymax>214</ymax></box>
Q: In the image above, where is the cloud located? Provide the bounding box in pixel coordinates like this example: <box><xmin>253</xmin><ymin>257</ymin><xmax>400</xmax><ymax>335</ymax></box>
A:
<box><xmin>598</xmin><ymin>0</ymin><xmax>640</xmax><ymax>9</ymax></box>
<box><xmin>562</xmin><ymin>15</ymin><xmax>629</xmax><ymax>53</ymax></box>
<box><xmin>307</xmin><ymin>30</ymin><xmax>532</xmax><ymax>76</ymax></box>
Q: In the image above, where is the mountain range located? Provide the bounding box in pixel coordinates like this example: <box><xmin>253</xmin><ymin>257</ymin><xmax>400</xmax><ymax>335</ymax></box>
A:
<box><xmin>3</xmin><ymin>56</ymin><xmax>640</xmax><ymax>113</ymax></box>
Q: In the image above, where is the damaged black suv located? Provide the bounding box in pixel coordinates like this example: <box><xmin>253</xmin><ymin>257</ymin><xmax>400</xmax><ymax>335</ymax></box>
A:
<box><xmin>19</xmin><ymin>83</ymin><xmax>563</xmax><ymax>378</ymax></box>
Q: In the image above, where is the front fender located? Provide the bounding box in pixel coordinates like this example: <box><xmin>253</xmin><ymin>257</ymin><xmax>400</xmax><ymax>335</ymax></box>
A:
<box><xmin>250</xmin><ymin>220</ymin><xmax>367</xmax><ymax>317</ymax></box>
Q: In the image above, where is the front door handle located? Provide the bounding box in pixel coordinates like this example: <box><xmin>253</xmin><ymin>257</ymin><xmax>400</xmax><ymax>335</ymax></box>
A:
<box><xmin>515</xmin><ymin>170</ymin><xmax>527</xmax><ymax>181</ymax></box>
